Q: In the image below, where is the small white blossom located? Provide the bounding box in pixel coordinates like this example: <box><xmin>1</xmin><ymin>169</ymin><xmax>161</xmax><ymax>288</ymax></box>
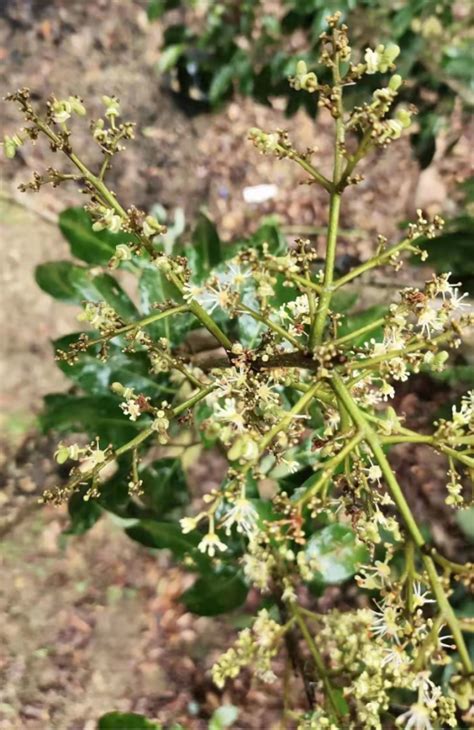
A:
<box><xmin>221</xmin><ymin>497</ymin><xmax>258</xmax><ymax>537</ymax></box>
<box><xmin>198</xmin><ymin>531</ymin><xmax>227</xmax><ymax>557</ymax></box>
<box><xmin>396</xmin><ymin>703</ymin><xmax>433</xmax><ymax>730</ymax></box>
<box><xmin>417</xmin><ymin>306</ymin><xmax>443</xmax><ymax>338</ymax></box>
<box><xmin>364</xmin><ymin>459</ymin><xmax>383</xmax><ymax>484</ymax></box>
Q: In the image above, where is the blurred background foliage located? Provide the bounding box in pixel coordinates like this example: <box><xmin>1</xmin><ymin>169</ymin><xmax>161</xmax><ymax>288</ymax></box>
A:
<box><xmin>146</xmin><ymin>0</ymin><xmax>474</xmax><ymax>286</ymax></box>
<box><xmin>148</xmin><ymin>0</ymin><xmax>473</xmax><ymax>169</ymax></box>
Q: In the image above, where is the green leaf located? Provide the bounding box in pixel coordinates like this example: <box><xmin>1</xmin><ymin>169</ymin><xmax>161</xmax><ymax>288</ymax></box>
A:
<box><xmin>59</xmin><ymin>207</ymin><xmax>131</xmax><ymax>265</ymax></box>
<box><xmin>209</xmin><ymin>65</ymin><xmax>235</xmax><ymax>104</ymax></box>
<box><xmin>147</xmin><ymin>0</ymin><xmax>165</xmax><ymax>21</ymax></box>
<box><xmin>186</xmin><ymin>212</ymin><xmax>222</xmax><ymax>281</ymax></box>
<box><xmin>36</xmin><ymin>261</ymin><xmax>138</xmax><ymax>318</ymax></box>
<box><xmin>125</xmin><ymin>520</ymin><xmax>200</xmax><ymax>558</ymax></box>
<box><xmin>139</xmin><ymin>459</ymin><xmax>189</xmax><ymax>515</ymax></box>
<box><xmin>209</xmin><ymin>705</ymin><xmax>239</xmax><ymax>730</ymax></box>
<box><xmin>53</xmin><ymin>335</ymin><xmax>170</xmax><ymax>398</ymax></box>
<box><xmin>138</xmin><ymin>265</ymin><xmax>188</xmax><ymax>343</ymax></box>
<box><xmin>35</xmin><ymin>261</ymin><xmax>83</xmax><ymax>304</ymax></box>
<box><xmin>250</xmin><ymin>221</ymin><xmax>286</xmax><ymax>255</ymax></box>
<box><xmin>157</xmin><ymin>43</ymin><xmax>186</xmax><ymax>73</ymax></box>
<box><xmin>338</xmin><ymin>305</ymin><xmax>387</xmax><ymax>346</ymax></box>
<box><xmin>303</xmin><ymin>524</ymin><xmax>369</xmax><ymax>584</ymax></box>
<box><xmin>456</xmin><ymin>508</ymin><xmax>474</xmax><ymax>543</ymax></box>
<box><xmin>181</xmin><ymin>571</ymin><xmax>248</xmax><ymax>616</ymax></box>
<box><xmin>98</xmin><ymin>712</ymin><xmax>160</xmax><ymax>730</ymax></box>
<box><xmin>65</xmin><ymin>490</ymin><xmax>102</xmax><ymax>535</ymax></box>
<box><xmin>40</xmin><ymin>393</ymin><xmax>140</xmax><ymax>444</ymax></box>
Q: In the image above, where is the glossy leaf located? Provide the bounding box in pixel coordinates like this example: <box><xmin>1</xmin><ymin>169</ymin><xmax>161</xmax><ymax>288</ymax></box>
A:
<box><xmin>53</xmin><ymin>335</ymin><xmax>170</xmax><ymax>398</ymax></box>
<box><xmin>65</xmin><ymin>490</ymin><xmax>102</xmax><ymax>535</ymax></box>
<box><xmin>40</xmin><ymin>393</ymin><xmax>141</xmax><ymax>444</ymax></box>
<box><xmin>59</xmin><ymin>207</ymin><xmax>131</xmax><ymax>265</ymax></box>
<box><xmin>36</xmin><ymin>261</ymin><xmax>138</xmax><ymax>318</ymax></box>
<box><xmin>338</xmin><ymin>305</ymin><xmax>387</xmax><ymax>346</ymax></box>
<box><xmin>98</xmin><ymin>712</ymin><xmax>160</xmax><ymax>730</ymax></box>
<box><xmin>126</xmin><ymin>520</ymin><xmax>200</xmax><ymax>558</ymax></box>
<box><xmin>303</xmin><ymin>524</ymin><xmax>369</xmax><ymax>584</ymax></box>
<box><xmin>181</xmin><ymin>571</ymin><xmax>248</xmax><ymax>616</ymax></box>
<box><xmin>187</xmin><ymin>212</ymin><xmax>222</xmax><ymax>281</ymax></box>
<box><xmin>139</xmin><ymin>458</ymin><xmax>189</xmax><ymax>515</ymax></box>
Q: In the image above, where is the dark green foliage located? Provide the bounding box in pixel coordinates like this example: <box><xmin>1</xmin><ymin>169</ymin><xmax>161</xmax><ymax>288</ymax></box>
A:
<box><xmin>148</xmin><ymin>0</ymin><xmax>472</xmax><ymax>165</ymax></box>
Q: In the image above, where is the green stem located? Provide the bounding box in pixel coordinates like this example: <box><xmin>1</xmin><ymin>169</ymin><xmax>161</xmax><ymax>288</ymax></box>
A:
<box><xmin>309</xmin><ymin>56</ymin><xmax>344</xmax><ymax>349</ymax></box>
<box><xmin>296</xmin><ymin>431</ymin><xmax>363</xmax><ymax>505</ymax></box>
<box><xmin>292</xmin><ymin>606</ymin><xmax>344</xmax><ymax>720</ymax></box>
<box><xmin>239</xmin><ymin>304</ymin><xmax>305</xmax><ymax>350</ymax></box>
<box><xmin>333</xmin><ymin>236</ymin><xmax>413</xmax><ymax>290</ymax></box>
<box><xmin>83</xmin><ymin>304</ymin><xmax>189</xmax><ymax>348</ymax></box>
<box><xmin>332</xmin><ymin>317</ymin><xmax>386</xmax><ymax>347</ymax></box>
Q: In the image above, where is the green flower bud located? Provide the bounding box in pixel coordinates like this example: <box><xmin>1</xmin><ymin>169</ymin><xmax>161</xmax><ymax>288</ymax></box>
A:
<box><xmin>68</xmin><ymin>95</ymin><xmax>86</xmax><ymax>116</ymax></box>
<box><xmin>54</xmin><ymin>444</ymin><xmax>70</xmax><ymax>464</ymax></box>
<box><xmin>143</xmin><ymin>215</ymin><xmax>166</xmax><ymax>237</ymax></box>
<box><xmin>3</xmin><ymin>135</ymin><xmax>17</xmax><ymax>159</ymax></box>
<box><xmin>51</xmin><ymin>99</ymin><xmax>72</xmax><ymax>124</ymax></box>
<box><xmin>111</xmin><ymin>381</ymin><xmax>126</xmax><ymax>395</ymax></box>
<box><xmin>102</xmin><ymin>95</ymin><xmax>120</xmax><ymax>118</ymax></box>
<box><xmin>302</xmin><ymin>71</ymin><xmax>318</xmax><ymax>93</ymax></box>
<box><xmin>115</xmin><ymin>243</ymin><xmax>132</xmax><ymax>261</ymax></box>
<box><xmin>295</xmin><ymin>60</ymin><xmax>308</xmax><ymax>76</ymax></box>
<box><xmin>395</xmin><ymin>107</ymin><xmax>412</xmax><ymax>128</ymax></box>
<box><xmin>379</xmin><ymin>43</ymin><xmax>400</xmax><ymax>73</ymax></box>
<box><xmin>389</xmin><ymin>74</ymin><xmax>403</xmax><ymax>91</ymax></box>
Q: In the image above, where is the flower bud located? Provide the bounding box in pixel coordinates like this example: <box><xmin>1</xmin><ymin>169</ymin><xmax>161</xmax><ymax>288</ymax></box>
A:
<box><xmin>389</xmin><ymin>74</ymin><xmax>403</xmax><ymax>91</ymax></box>
<box><xmin>295</xmin><ymin>60</ymin><xmax>308</xmax><ymax>76</ymax></box>
<box><xmin>115</xmin><ymin>243</ymin><xmax>132</xmax><ymax>261</ymax></box>
<box><xmin>68</xmin><ymin>95</ymin><xmax>86</xmax><ymax>116</ymax></box>
<box><xmin>143</xmin><ymin>215</ymin><xmax>166</xmax><ymax>237</ymax></box>
<box><xmin>379</xmin><ymin>43</ymin><xmax>400</xmax><ymax>72</ymax></box>
<box><xmin>395</xmin><ymin>107</ymin><xmax>412</xmax><ymax>128</ymax></box>
<box><xmin>3</xmin><ymin>135</ymin><xmax>18</xmax><ymax>159</ymax></box>
<box><xmin>51</xmin><ymin>99</ymin><xmax>72</xmax><ymax>124</ymax></box>
<box><xmin>102</xmin><ymin>95</ymin><xmax>120</xmax><ymax>119</ymax></box>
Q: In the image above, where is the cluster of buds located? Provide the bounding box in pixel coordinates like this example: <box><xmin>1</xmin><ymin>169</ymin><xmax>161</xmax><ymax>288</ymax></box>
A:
<box><xmin>364</xmin><ymin>44</ymin><xmax>400</xmax><ymax>74</ymax></box>
<box><xmin>77</xmin><ymin>300</ymin><xmax>123</xmax><ymax>335</ymax></box>
<box><xmin>92</xmin><ymin>206</ymin><xmax>123</xmax><ymax>233</ymax></box>
<box><xmin>290</xmin><ymin>60</ymin><xmax>318</xmax><ymax>92</ymax></box>
<box><xmin>212</xmin><ymin>609</ymin><xmax>281</xmax><ymax>688</ymax></box>
<box><xmin>50</xmin><ymin>95</ymin><xmax>86</xmax><ymax>125</ymax></box>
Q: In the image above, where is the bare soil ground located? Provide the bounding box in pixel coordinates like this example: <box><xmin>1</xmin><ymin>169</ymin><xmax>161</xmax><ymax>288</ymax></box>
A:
<box><xmin>0</xmin><ymin>1</ymin><xmax>473</xmax><ymax>728</ymax></box>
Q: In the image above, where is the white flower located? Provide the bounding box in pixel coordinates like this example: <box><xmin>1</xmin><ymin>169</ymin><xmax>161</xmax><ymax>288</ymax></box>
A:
<box><xmin>417</xmin><ymin>306</ymin><xmax>443</xmax><ymax>338</ymax></box>
<box><xmin>364</xmin><ymin>459</ymin><xmax>383</xmax><ymax>484</ymax></box>
<box><xmin>449</xmin><ymin>287</ymin><xmax>470</xmax><ymax>311</ymax></box>
<box><xmin>221</xmin><ymin>497</ymin><xmax>258</xmax><ymax>537</ymax></box>
<box><xmin>435</xmin><ymin>272</ymin><xmax>461</xmax><ymax>300</ymax></box>
<box><xmin>198</xmin><ymin>532</ymin><xmax>227</xmax><ymax>557</ymax></box>
<box><xmin>371</xmin><ymin>602</ymin><xmax>401</xmax><ymax>643</ymax></box>
<box><xmin>287</xmin><ymin>295</ymin><xmax>310</xmax><ymax>318</ymax></box>
<box><xmin>412</xmin><ymin>583</ymin><xmax>435</xmax><ymax>609</ymax></box>
<box><xmin>120</xmin><ymin>399</ymin><xmax>142</xmax><ymax>421</ymax></box>
<box><xmin>180</xmin><ymin>516</ymin><xmax>199</xmax><ymax>534</ymax></box>
<box><xmin>222</xmin><ymin>262</ymin><xmax>250</xmax><ymax>288</ymax></box>
<box><xmin>201</xmin><ymin>285</ymin><xmax>233</xmax><ymax>313</ymax></box>
<box><xmin>382</xmin><ymin>644</ymin><xmax>410</xmax><ymax>668</ymax></box>
<box><xmin>365</xmin><ymin>48</ymin><xmax>381</xmax><ymax>74</ymax></box>
<box><xmin>396</xmin><ymin>703</ymin><xmax>432</xmax><ymax>730</ymax></box>
<box><xmin>214</xmin><ymin>397</ymin><xmax>246</xmax><ymax>432</ymax></box>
